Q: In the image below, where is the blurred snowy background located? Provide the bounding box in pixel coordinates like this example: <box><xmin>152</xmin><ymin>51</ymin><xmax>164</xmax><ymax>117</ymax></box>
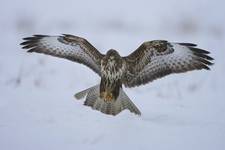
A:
<box><xmin>0</xmin><ymin>0</ymin><xmax>225</xmax><ymax>150</ymax></box>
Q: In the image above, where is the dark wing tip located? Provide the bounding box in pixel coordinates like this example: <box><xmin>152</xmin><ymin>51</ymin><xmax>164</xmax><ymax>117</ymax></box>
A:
<box><xmin>202</xmin><ymin>64</ymin><xmax>211</xmax><ymax>70</ymax></box>
<box><xmin>178</xmin><ymin>43</ymin><xmax>215</xmax><ymax>70</ymax></box>
<box><xmin>189</xmin><ymin>47</ymin><xmax>210</xmax><ymax>54</ymax></box>
<box><xmin>20</xmin><ymin>41</ymin><xmax>30</xmax><ymax>46</ymax></box>
<box><xmin>27</xmin><ymin>48</ymin><xmax>36</xmax><ymax>53</ymax></box>
<box><xmin>20</xmin><ymin>35</ymin><xmax>48</xmax><ymax>51</ymax></box>
<box><xmin>200</xmin><ymin>58</ymin><xmax>214</xmax><ymax>70</ymax></box>
<box><xmin>22</xmin><ymin>37</ymin><xmax>35</xmax><ymax>40</ymax></box>
<box><xmin>197</xmin><ymin>58</ymin><xmax>214</xmax><ymax>66</ymax></box>
<box><xmin>177</xmin><ymin>42</ymin><xmax>211</xmax><ymax>54</ymax></box>
<box><xmin>191</xmin><ymin>47</ymin><xmax>214</xmax><ymax>70</ymax></box>
<box><xmin>177</xmin><ymin>42</ymin><xmax>214</xmax><ymax>70</ymax></box>
<box><xmin>178</xmin><ymin>43</ymin><xmax>197</xmax><ymax>47</ymax></box>
<box><xmin>21</xmin><ymin>34</ymin><xmax>48</xmax><ymax>41</ymax></box>
<box><xmin>195</xmin><ymin>53</ymin><xmax>214</xmax><ymax>61</ymax></box>
<box><xmin>33</xmin><ymin>34</ymin><xmax>49</xmax><ymax>37</ymax></box>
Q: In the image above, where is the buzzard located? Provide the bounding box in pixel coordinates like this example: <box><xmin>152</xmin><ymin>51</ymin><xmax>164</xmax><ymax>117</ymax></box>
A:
<box><xmin>20</xmin><ymin>34</ymin><xmax>214</xmax><ymax>116</ymax></box>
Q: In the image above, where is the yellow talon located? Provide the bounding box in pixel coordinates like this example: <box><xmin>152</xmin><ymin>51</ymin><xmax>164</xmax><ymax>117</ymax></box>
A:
<box><xmin>105</xmin><ymin>93</ymin><xmax>113</xmax><ymax>102</ymax></box>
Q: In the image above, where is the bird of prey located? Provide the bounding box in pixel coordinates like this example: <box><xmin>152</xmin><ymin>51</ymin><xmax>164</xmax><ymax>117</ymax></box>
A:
<box><xmin>20</xmin><ymin>34</ymin><xmax>214</xmax><ymax>116</ymax></box>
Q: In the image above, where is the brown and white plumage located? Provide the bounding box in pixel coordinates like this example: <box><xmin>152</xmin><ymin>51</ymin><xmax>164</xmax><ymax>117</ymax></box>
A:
<box><xmin>20</xmin><ymin>34</ymin><xmax>213</xmax><ymax>116</ymax></box>
<box><xmin>21</xmin><ymin>34</ymin><xmax>103</xmax><ymax>75</ymax></box>
<box><xmin>123</xmin><ymin>40</ymin><xmax>214</xmax><ymax>87</ymax></box>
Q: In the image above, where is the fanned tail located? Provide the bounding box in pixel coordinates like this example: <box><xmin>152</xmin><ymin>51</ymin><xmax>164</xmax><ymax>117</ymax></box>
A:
<box><xmin>74</xmin><ymin>85</ymin><xmax>141</xmax><ymax>116</ymax></box>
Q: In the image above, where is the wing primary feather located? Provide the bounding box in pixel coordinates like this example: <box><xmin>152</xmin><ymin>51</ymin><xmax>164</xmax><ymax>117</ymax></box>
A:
<box><xmin>189</xmin><ymin>47</ymin><xmax>210</xmax><ymax>54</ymax></box>
<box><xmin>22</xmin><ymin>37</ymin><xmax>36</xmax><ymax>40</ymax></box>
<box><xmin>22</xmin><ymin>44</ymin><xmax>37</xmax><ymax>49</ymax></box>
<box><xmin>27</xmin><ymin>48</ymin><xmax>39</xmax><ymax>53</ymax></box>
<box><xmin>20</xmin><ymin>41</ymin><xmax>35</xmax><ymax>46</ymax></box>
<box><xmin>196</xmin><ymin>57</ymin><xmax>214</xmax><ymax>66</ymax></box>
<box><xmin>199</xmin><ymin>62</ymin><xmax>211</xmax><ymax>70</ymax></box>
<box><xmin>33</xmin><ymin>34</ymin><xmax>49</xmax><ymax>37</ymax></box>
<box><xmin>194</xmin><ymin>52</ymin><xmax>214</xmax><ymax>60</ymax></box>
<box><xmin>178</xmin><ymin>43</ymin><xmax>197</xmax><ymax>47</ymax></box>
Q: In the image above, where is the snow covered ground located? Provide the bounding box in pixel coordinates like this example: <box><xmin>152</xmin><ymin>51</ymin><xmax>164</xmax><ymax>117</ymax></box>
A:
<box><xmin>0</xmin><ymin>0</ymin><xmax>225</xmax><ymax>149</ymax></box>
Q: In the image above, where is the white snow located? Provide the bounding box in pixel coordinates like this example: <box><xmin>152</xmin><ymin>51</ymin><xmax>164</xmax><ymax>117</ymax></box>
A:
<box><xmin>0</xmin><ymin>0</ymin><xmax>225</xmax><ymax>150</ymax></box>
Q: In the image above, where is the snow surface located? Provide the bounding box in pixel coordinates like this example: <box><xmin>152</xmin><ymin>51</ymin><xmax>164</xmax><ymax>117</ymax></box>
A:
<box><xmin>0</xmin><ymin>0</ymin><xmax>225</xmax><ymax>150</ymax></box>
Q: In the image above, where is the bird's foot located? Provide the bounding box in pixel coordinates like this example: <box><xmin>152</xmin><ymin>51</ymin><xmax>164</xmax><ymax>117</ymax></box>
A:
<box><xmin>100</xmin><ymin>92</ymin><xmax>113</xmax><ymax>102</ymax></box>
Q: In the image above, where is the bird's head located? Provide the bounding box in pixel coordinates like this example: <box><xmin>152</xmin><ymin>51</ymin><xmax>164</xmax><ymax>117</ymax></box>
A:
<box><xmin>102</xmin><ymin>49</ymin><xmax>123</xmax><ymax>68</ymax></box>
<box><xmin>106</xmin><ymin>49</ymin><xmax>121</xmax><ymax>61</ymax></box>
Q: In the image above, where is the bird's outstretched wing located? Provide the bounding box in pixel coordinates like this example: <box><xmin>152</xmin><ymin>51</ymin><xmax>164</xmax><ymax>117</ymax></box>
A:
<box><xmin>123</xmin><ymin>40</ymin><xmax>214</xmax><ymax>87</ymax></box>
<box><xmin>20</xmin><ymin>34</ymin><xmax>104</xmax><ymax>76</ymax></box>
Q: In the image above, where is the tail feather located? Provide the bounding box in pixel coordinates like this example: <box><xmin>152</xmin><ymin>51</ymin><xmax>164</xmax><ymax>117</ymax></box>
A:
<box><xmin>74</xmin><ymin>85</ymin><xmax>141</xmax><ymax>116</ymax></box>
<box><xmin>74</xmin><ymin>85</ymin><xmax>98</xmax><ymax>100</ymax></box>
<box><xmin>119</xmin><ymin>91</ymin><xmax>141</xmax><ymax>115</ymax></box>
